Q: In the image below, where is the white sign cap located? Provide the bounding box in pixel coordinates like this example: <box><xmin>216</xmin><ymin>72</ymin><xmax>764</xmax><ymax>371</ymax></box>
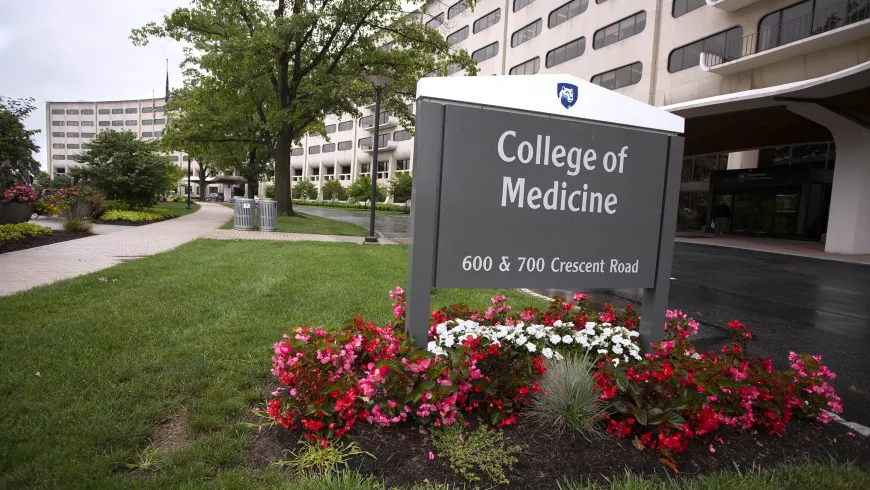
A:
<box><xmin>416</xmin><ymin>74</ymin><xmax>684</xmax><ymax>135</ymax></box>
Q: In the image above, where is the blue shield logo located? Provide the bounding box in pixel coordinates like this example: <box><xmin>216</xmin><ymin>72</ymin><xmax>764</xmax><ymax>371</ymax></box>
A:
<box><xmin>557</xmin><ymin>83</ymin><xmax>578</xmax><ymax>109</ymax></box>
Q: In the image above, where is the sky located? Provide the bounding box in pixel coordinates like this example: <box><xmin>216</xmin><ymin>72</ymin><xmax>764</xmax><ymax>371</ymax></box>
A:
<box><xmin>0</xmin><ymin>0</ymin><xmax>190</xmax><ymax>171</ymax></box>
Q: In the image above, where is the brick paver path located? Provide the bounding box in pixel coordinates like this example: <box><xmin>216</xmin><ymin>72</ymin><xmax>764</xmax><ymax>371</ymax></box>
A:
<box><xmin>0</xmin><ymin>203</ymin><xmax>232</xmax><ymax>296</ymax></box>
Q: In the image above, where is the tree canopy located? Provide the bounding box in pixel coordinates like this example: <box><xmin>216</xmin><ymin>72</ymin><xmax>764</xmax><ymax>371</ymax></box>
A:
<box><xmin>0</xmin><ymin>96</ymin><xmax>40</xmax><ymax>188</ymax></box>
<box><xmin>133</xmin><ymin>0</ymin><xmax>476</xmax><ymax>215</ymax></box>
<box><xmin>387</xmin><ymin>172</ymin><xmax>411</xmax><ymax>203</ymax></box>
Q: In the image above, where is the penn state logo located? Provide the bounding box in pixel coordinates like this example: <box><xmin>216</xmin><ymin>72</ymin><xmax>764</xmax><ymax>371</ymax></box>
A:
<box><xmin>557</xmin><ymin>82</ymin><xmax>578</xmax><ymax>109</ymax></box>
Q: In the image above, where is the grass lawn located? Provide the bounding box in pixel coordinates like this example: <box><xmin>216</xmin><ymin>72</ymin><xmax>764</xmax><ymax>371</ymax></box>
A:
<box><xmin>0</xmin><ymin>240</ymin><xmax>549</xmax><ymax>488</ymax></box>
<box><xmin>154</xmin><ymin>201</ymin><xmax>201</xmax><ymax>217</ymax></box>
<box><xmin>220</xmin><ymin>212</ymin><xmax>368</xmax><ymax>236</ymax></box>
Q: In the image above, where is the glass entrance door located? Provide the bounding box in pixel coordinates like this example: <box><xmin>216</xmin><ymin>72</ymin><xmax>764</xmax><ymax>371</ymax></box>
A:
<box><xmin>730</xmin><ymin>189</ymin><xmax>800</xmax><ymax>236</ymax></box>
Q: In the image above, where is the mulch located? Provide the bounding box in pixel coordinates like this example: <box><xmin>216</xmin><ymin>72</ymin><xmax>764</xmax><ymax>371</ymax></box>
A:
<box><xmin>0</xmin><ymin>230</ymin><xmax>93</xmax><ymax>254</ymax></box>
<box><xmin>245</xmin><ymin>418</ymin><xmax>869</xmax><ymax>488</ymax></box>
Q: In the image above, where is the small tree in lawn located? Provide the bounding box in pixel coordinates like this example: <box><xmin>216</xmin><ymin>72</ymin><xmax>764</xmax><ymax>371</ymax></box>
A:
<box><xmin>388</xmin><ymin>172</ymin><xmax>412</xmax><ymax>204</ymax></box>
<box><xmin>77</xmin><ymin>130</ymin><xmax>176</xmax><ymax>208</ymax></box>
<box><xmin>0</xmin><ymin>96</ymin><xmax>40</xmax><ymax>188</ymax></box>
<box><xmin>321</xmin><ymin>179</ymin><xmax>346</xmax><ymax>201</ymax></box>
<box><xmin>348</xmin><ymin>175</ymin><xmax>385</xmax><ymax>208</ymax></box>
<box><xmin>293</xmin><ymin>180</ymin><xmax>317</xmax><ymax>200</ymax></box>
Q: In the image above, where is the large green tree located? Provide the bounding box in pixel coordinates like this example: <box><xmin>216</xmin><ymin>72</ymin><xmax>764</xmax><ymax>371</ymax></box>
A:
<box><xmin>133</xmin><ymin>0</ymin><xmax>476</xmax><ymax>215</ymax></box>
<box><xmin>76</xmin><ymin>130</ymin><xmax>176</xmax><ymax>208</ymax></box>
<box><xmin>0</xmin><ymin>96</ymin><xmax>40</xmax><ymax>188</ymax></box>
<box><xmin>387</xmin><ymin>171</ymin><xmax>412</xmax><ymax>203</ymax></box>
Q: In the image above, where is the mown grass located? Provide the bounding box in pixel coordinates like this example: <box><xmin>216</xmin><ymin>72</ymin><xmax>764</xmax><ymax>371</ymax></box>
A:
<box><xmin>219</xmin><ymin>212</ymin><xmax>368</xmax><ymax>236</ymax></box>
<box><xmin>0</xmin><ymin>239</ymin><xmax>547</xmax><ymax>488</ymax></box>
<box><xmin>154</xmin><ymin>201</ymin><xmax>201</xmax><ymax>217</ymax></box>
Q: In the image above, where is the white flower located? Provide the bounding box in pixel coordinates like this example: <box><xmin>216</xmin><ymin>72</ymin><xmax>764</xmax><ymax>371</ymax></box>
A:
<box><xmin>549</xmin><ymin>334</ymin><xmax>561</xmax><ymax>344</ymax></box>
<box><xmin>612</xmin><ymin>345</ymin><xmax>624</xmax><ymax>355</ymax></box>
<box><xmin>612</xmin><ymin>358</ymin><xmax>620</xmax><ymax>367</ymax></box>
<box><xmin>436</xmin><ymin>323</ymin><xmax>448</xmax><ymax>335</ymax></box>
<box><xmin>443</xmin><ymin>336</ymin><xmax>455</xmax><ymax>348</ymax></box>
<box><xmin>597</xmin><ymin>349</ymin><xmax>608</xmax><ymax>355</ymax></box>
<box><xmin>526</xmin><ymin>343</ymin><xmax>537</xmax><ymax>352</ymax></box>
<box><xmin>554</xmin><ymin>351</ymin><xmax>564</xmax><ymax>361</ymax></box>
<box><xmin>561</xmin><ymin>335</ymin><xmax>573</xmax><ymax>344</ymax></box>
<box><xmin>541</xmin><ymin>347</ymin><xmax>553</xmax><ymax>359</ymax></box>
<box><xmin>516</xmin><ymin>335</ymin><xmax>528</xmax><ymax>345</ymax></box>
<box><xmin>553</xmin><ymin>320</ymin><xmax>564</xmax><ymax>328</ymax></box>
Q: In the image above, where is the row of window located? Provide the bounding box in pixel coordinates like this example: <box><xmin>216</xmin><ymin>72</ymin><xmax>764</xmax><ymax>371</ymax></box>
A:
<box><xmin>51</xmin><ymin>130</ymin><xmax>161</xmax><ymax>139</ymax></box>
<box><xmin>50</xmin><ymin>106</ymin><xmax>164</xmax><ymax>116</ymax></box>
<box><xmin>292</xmin><ymin>131</ymin><xmax>412</xmax><ymax>156</ymax></box>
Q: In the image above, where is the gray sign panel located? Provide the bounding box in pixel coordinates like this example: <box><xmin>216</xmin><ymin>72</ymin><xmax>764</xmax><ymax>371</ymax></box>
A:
<box><xmin>434</xmin><ymin>105</ymin><xmax>669</xmax><ymax>289</ymax></box>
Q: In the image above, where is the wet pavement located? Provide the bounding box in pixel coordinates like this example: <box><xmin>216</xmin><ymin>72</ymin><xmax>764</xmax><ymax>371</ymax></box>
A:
<box><xmin>535</xmin><ymin>242</ymin><xmax>870</xmax><ymax>426</ymax></box>
<box><xmin>295</xmin><ymin>205</ymin><xmax>410</xmax><ymax>238</ymax></box>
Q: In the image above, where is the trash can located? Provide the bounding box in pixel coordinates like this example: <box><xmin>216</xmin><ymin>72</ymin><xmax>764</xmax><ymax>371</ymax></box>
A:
<box><xmin>258</xmin><ymin>199</ymin><xmax>277</xmax><ymax>232</ymax></box>
<box><xmin>233</xmin><ymin>198</ymin><xmax>255</xmax><ymax>231</ymax></box>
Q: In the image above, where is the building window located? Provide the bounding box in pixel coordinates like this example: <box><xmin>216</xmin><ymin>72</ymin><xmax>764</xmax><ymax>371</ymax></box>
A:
<box><xmin>359</xmin><ymin>111</ymin><xmax>390</xmax><ymax>128</ymax></box>
<box><xmin>183</xmin><ymin>155</ymin><xmax>189</xmax><ymax>161</ymax></box>
<box><xmin>361</xmin><ymin>163</ymin><xmax>371</xmax><ymax>174</ymax></box>
<box><xmin>66</xmin><ymin>121</ymin><xmax>79</xmax><ymax>126</ymax></box>
<box><xmin>51</xmin><ymin>109</ymin><xmax>64</xmax><ymax>115</ymax></box>
<box><xmin>447</xmin><ymin>63</ymin><xmax>463</xmax><ymax>75</ymax></box>
<box><xmin>336</xmin><ymin>141</ymin><xmax>351</xmax><ymax>151</ymax></box>
<box><xmin>153</xmin><ymin>131</ymin><xmax>162</xmax><ymax>137</ymax></box>
<box><xmin>549</xmin><ymin>0</ymin><xmax>588</xmax><ymax>29</ymax></box>
<box><xmin>80</xmin><ymin>120</ymin><xmax>94</xmax><ymax>126</ymax></box>
<box><xmin>66</xmin><ymin>132</ymin><xmax>79</xmax><ymax>138</ymax></box>
<box><xmin>82</xmin><ymin>143</ymin><xmax>91</xmax><ymax>149</ymax></box>
<box><xmin>98</xmin><ymin>109</ymin><xmax>111</xmax><ymax>115</ymax></box>
<box><xmin>291</xmin><ymin>147</ymin><xmax>304</xmax><ymax>156</ymax></box>
<box><xmin>514</xmin><ymin>0</ymin><xmax>537</xmax><ymax>12</ymax></box>
<box><xmin>54</xmin><ymin>167</ymin><xmax>66</xmax><ymax>174</ymax></box>
<box><xmin>358</xmin><ymin>137</ymin><xmax>373</xmax><ymax>150</ymax></box>
<box><xmin>397</xmin><ymin>159</ymin><xmax>410</xmax><ymax>171</ymax></box>
<box><xmin>591</xmin><ymin>62</ymin><xmax>643</xmax><ymax>90</ymax></box>
<box><xmin>142</xmin><ymin>107</ymin><xmax>153</xmax><ymax>114</ymax></box>
<box><xmin>512</xmin><ymin>19</ymin><xmax>542</xmax><ymax>47</ymax></box>
<box><xmin>393</xmin><ymin>130</ymin><xmax>412</xmax><ymax>142</ymax></box>
<box><xmin>82</xmin><ymin>132</ymin><xmax>95</xmax><ymax>138</ymax></box>
<box><xmin>142</xmin><ymin>132</ymin><xmax>153</xmax><ymax>138</ymax></box>
<box><xmin>308</xmin><ymin>145</ymin><xmax>321</xmax><ymax>154</ymax></box>
<box><xmin>546</xmin><ymin>37</ymin><xmax>585</xmax><ymax>67</ymax></box>
<box><xmin>68</xmin><ymin>154</ymin><xmax>81</xmax><ymax>162</ymax></box>
<box><xmin>473</xmin><ymin>9</ymin><xmax>501</xmax><ymax>34</ymax></box>
<box><xmin>125</xmin><ymin>108</ymin><xmax>137</xmax><ymax>114</ymax></box>
<box><xmin>447</xmin><ymin>26</ymin><xmax>469</xmax><ymax>46</ymax></box>
<box><xmin>66</xmin><ymin>109</ymin><xmax>79</xmax><ymax>115</ymax></box>
<box><xmin>426</xmin><ymin>12</ymin><xmax>444</xmax><ymax>29</ymax></box>
<box><xmin>681</xmin><ymin>153</ymin><xmax>728</xmax><ymax>182</ymax></box>
<box><xmin>325</xmin><ymin>124</ymin><xmax>336</xmax><ymax>134</ymax></box>
<box><xmin>99</xmin><ymin>121</ymin><xmax>110</xmax><ymax>126</ymax></box>
<box><xmin>322</xmin><ymin>143</ymin><xmax>336</xmax><ymax>153</ymax></box>
<box><xmin>472</xmin><ymin>42</ymin><xmax>500</xmax><ymax>63</ymax></box>
<box><xmin>757</xmin><ymin>0</ymin><xmax>858</xmax><ymax>53</ymax></box>
<box><xmin>80</xmin><ymin>109</ymin><xmax>94</xmax><ymax>115</ymax></box>
<box><xmin>111</xmin><ymin>108</ymin><xmax>123</xmax><ymax>114</ymax></box>
<box><xmin>52</xmin><ymin>155</ymin><xmax>66</xmax><ymax>160</ymax></box>
<box><xmin>142</xmin><ymin>119</ymin><xmax>153</xmax><ymax>125</ymax></box>
<box><xmin>67</xmin><ymin>144</ymin><xmax>80</xmax><ymax>149</ymax></box>
<box><xmin>375</xmin><ymin>133</ymin><xmax>390</xmax><ymax>148</ymax></box>
<box><xmin>154</xmin><ymin>106</ymin><xmax>164</xmax><ymax>112</ymax></box>
<box><xmin>448</xmin><ymin>0</ymin><xmax>469</xmax><ymax>19</ymax></box>
<box><xmin>668</xmin><ymin>26</ymin><xmax>742</xmax><ymax>73</ymax></box>
<box><xmin>311</xmin><ymin>131</ymin><xmax>321</xmax><ymax>137</ymax></box>
<box><xmin>593</xmin><ymin>12</ymin><xmax>647</xmax><ymax>49</ymax></box>
<box><xmin>52</xmin><ymin>121</ymin><xmax>65</xmax><ymax>126</ymax></box>
<box><xmin>338</xmin><ymin>120</ymin><xmax>353</xmax><ymax>131</ymax></box>
<box><xmin>52</xmin><ymin>132</ymin><xmax>65</xmax><ymax>137</ymax></box>
<box><xmin>154</xmin><ymin>118</ymin><xmax>166</xmax><ymax>125</ymax></box>
<box><xmin>509</xmin><ymin>57</ymin><xmax>541</xmax><ymax>75</ymax></box>
<box><xmin>112</xmin><ymin>120</ymin><xmax>124</xmax><ymax>126</ymax></box>
<box><xmin>52</xmin><ymin>143</ymin><xmax>65</xmax><ymax>149</ymax></box>
<box><xmin>125</xmin><ymin>120</ymin><xmax>137</xmax><ymax>126</ymax></box>
<box><xmin>673</xmin><ymin>0</ymin><xmax>705</xmax><ymax>18</ymax></box>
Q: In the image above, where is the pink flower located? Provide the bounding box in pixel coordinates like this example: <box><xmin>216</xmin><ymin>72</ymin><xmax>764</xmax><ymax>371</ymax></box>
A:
<box><xmin>573</xmin><ymin>292</ymin><xmax>589</xmax><ymax>301</ymax></box>
<box><xmin>709</xmin><ymin>444</ymin><xmax>716</xmax><ymax>453</ymax></box>
<box><xmin>428</xmin><ymin>451</ymin><xmax>435</xmax><ymax>460</ymax></box>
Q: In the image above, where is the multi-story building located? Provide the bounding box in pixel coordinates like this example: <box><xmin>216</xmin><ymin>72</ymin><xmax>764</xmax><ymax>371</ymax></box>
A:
<box><xmin>45</xmin><ymin>98</ymin><xmax>241</xmax><ymax>198</ymax></box>
<box><xmin>295</xmin><ymin>0</ymin><xmax>869</xmax><ymax>253</ymax></box>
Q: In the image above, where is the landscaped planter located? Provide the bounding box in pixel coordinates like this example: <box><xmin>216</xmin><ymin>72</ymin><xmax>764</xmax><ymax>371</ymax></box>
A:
<box><xmin>0</xmin><ymin>202</ymin><xmax>34</xmax><ymax>225</ymax></box>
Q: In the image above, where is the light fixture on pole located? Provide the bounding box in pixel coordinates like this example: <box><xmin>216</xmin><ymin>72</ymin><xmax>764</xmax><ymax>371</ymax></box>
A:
<box><xmin>364</xmin><ymin>74</ymin><xmax>394</xmax><ymax>244</ymax></box>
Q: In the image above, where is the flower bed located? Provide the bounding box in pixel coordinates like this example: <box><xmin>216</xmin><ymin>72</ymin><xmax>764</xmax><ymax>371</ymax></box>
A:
<box><xmin>266</xmin><ymin>289</ymin><xmax>844</xmax><ymax>463</ymax></box>
<box><xmin>0</xmin><ymin>222</ymin><xmax>52</xmax><ymax>244</ymax></box>
<box><xmin>99</xmin><ymin>208</ymin><xmax>175</xmax><ymax>223</ymax></box>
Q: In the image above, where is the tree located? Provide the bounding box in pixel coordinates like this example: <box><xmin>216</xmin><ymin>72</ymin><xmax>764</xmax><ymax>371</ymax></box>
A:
<box><xmin>33</xmin><ymin>171</ymin><xmax>52</xmax><ymax>192</ymax></box>
<box><xmin>52</xmin><ymin>174</ymin><xmax>73</xmax><ymax>188</ymax></box>
<box><xmin>163</xmin><ymin>164</ymin><xmax>186</xmax><ymax>194</ymax></box>
<box><xmin>192</xmin><ymin>158</ymin><xmax>217</xmax><ymax>201</ymax></box>
<box><xmin>265</xmin><ymin>183</ymin><xmax>275</xmax><ymax>199</ymax></box>
<box><xmin>0</xmin><ymin>96</ymin><xmax>40</xmax><ymax>188</ymax></box>
<box><xmin>293</xmin><ymin>179</ymin><xmax>317</xmax><ymax>200</ymax></box>
<box><xmin>387</xmin><ymin>172</ymin><xmax>412</xmax><ymax>203</ymax></box>
<box><xmin>76</xmin><ymin>130</ymin><xmax>176</xmax><ymax>208</ymax></box>
<box><xmin>321</xmin><ymin>179</ymin><xmax>346</xmax><ymax>201</ymax></box>
<box><xmin>347</xmin><ymin>174</ymin><xmax>385</xmax><ymax>207</ymax></box>
<box><xmin>133</xmin><ymin>0</ymin><xmax>477</xmax><ymax>215</ymax></box>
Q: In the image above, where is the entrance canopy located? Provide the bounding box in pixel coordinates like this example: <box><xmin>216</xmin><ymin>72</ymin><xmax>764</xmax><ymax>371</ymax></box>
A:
<box><xmin>664</xmin><ymin>61</ymin><xmax>870</xmax><ymax>156</ymax></box>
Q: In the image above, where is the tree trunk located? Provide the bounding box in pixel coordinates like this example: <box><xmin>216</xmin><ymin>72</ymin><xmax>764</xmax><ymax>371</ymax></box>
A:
<box><xmin>246</xmin><ymin>149</ymin><xmax>259</xmax><ymax>199</ymax></box>
<box><xmin>275</xmin><ymin>130</ymin><xmax>294</xmax><ymax>215</ymax></box>
<box><xmin>198</xmin><ymin>176</ymin><xmax>207</xmax><ymax>201</ymax></box>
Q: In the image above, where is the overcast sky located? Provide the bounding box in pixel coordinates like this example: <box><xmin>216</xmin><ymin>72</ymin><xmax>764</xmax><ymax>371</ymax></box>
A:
<box><xmin>0</xmin><ymin>0</ymin><xmax>190</xmax><ymax>171</ymax></box>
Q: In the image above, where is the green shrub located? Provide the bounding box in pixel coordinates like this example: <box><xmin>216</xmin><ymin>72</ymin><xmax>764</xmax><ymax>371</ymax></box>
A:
<box><xmin>0</xmin><ymin>223</ymin><xmax>52</xmax><ymax>244</ymax></box>
<box><xmin>527</xmin><ymin>353</ymin><xmax>605</xmax><ymax>436</ymax></box>
<box><xmin>291</xmin><ymin>199</ymin><xmax>409</xmax><ymax>214</ymax></box>
<box><xmin>34</xmin><ymin>199</ymin><xmax>56</xmax><ymax>217</ymax></box>
<box><xmin>100</xmin><ymin>208</ymin><xmax>174</xmax><ymax>222</ymax></box>
<box><xmin>265</xmin><ymin>184</ymin><xmax>275</xmax><ymax>199</ymax></box>
<box><xmin>432</xmin><ymin>421</ymin><xmax>521</xmax><ymax>485</ymax></box>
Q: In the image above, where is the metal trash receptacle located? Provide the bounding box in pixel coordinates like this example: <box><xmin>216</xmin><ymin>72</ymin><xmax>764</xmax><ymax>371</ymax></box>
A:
<box><xmin>258</xmin><ymin>199</ymin><xmax>277</xmax><ymax>232</ymax></box>
<box><xmin>233</xmin><ymin>198</ymin><xmax>255</xmax><ymax>231</ymax></box>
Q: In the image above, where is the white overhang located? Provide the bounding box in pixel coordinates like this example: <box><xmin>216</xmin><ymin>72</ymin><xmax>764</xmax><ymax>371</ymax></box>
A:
<box><xmin>706</xmin><ymin>0</ymin><xmax>762</xmax><ymax>12</ymax></box>
<box><xmin>416</xmin><ymin>74</ymin><xmax>685</xmax><ymax>134</ymax></box>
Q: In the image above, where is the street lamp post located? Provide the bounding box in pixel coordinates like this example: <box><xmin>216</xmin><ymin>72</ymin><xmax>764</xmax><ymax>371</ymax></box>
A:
<box><xmin>186</xmin><ymin>155</ymin><xmax>192</xmax><ymax>210</ymax></box>
<box><xmin>364</xmin><ymin>74</ymin><xmax>393</xmax><ymax>244</ymax></box>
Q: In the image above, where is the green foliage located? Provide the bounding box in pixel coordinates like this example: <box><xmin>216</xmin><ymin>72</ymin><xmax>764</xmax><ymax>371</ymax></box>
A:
<box><xmin>272</xmin><ymin>439</ymin><xmax>373</xmax><ymax>475</ymax></box>
<box><xmin>387</xmin><ymin>172</ymin><xmax>412</xmax><ymax>203</ymax></box>
<box><xmin>0</xmin><ymin>222</ymin><xmax>52</xmax><ymax>244</ymax></box>
<box><xmin>33</xmin><ymin>199</ymin><xmax>56</xmax><ymax>217</ymax></box>
<box><xmin>163</xmin><ymin>164</ymin><xmax>186</xmax><ymax>193</ymax></box>
<box><xmin>33</xmin><ymin>171</ymin><xmax>52</xmax><ymax>192</ymax></box>
<box><xmin>0</xmin><ymin>96</ymin><xmax>40</xmax><ymax>188</ymax></box>
<box><xmin>293</xmin><ymin>180</ymin><xmax>318</xmax><ymax>200</ymax></box>
<box><xmin>76</xmin><ymin>130</ymin><xmax>176</xmax><ymax>209</ymax></box>
<box><xmin>123</xmin><ymin>445</ymin><xmax>160</xmax><ymax>472</ymax></box>
<box><xmin>100</xmin><ymin>209</ymin><xmax>175</xmax><ymax>223</ymax></box>
<box><xmin>291</xmin><ymin>199</ymin><xmax>410</xmax><ymax>214</ymax></box>
<box><xmin>432</xmin><ymin>422</ymin><xmax>521</xmax><ymax>485</ymax></box>
<box><xmin>321</xmin><ymin>179</ymin><xmax>346</xmax><ymax>201</ymax></box>
<box><xmin>528</xmin><ymin>354</ymin><xmax>605</xmax><ymax>436</ymax></box>
<box><xmin>264</xmin><ymin>184</ymin><xmax>275</xmax><ymax>199</ymax></box>
<box><xmin>52</xmin><ymin>174</ymin><xmax>73</xmax><ymax>188</ymax></box>
<box><xmin>346</xmin><ymin>175</ymin><xmax>386</xmax><ymax>205</ymax></box>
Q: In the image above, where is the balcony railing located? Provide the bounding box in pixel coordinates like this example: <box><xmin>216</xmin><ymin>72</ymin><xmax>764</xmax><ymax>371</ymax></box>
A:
<box><xmin>703</xmin><ymin>0</ymin><xmax>869</xmax><ymax>67</ymax></box>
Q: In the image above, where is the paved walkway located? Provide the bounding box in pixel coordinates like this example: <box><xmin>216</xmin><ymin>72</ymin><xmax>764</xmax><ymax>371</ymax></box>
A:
<box><xmin>675</xmin><ymin>233</ymin><xmax>870</xmax><ymax>265</ymax></box>
<box><xmin>0</xmin><ymin>203</ymin><xmax>232</xmax><ymax>296</ymax></box>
